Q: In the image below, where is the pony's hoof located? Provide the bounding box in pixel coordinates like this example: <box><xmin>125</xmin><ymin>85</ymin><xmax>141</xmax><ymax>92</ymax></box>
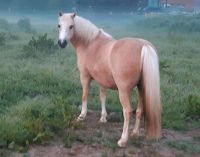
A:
<box><xmin>117</xmin><ymin>138</ymin><xmax>127</xmax><ymax>148</ymax></box>
<box><xmin>99</xmin><ymin>117</ymin><xmax>107</xmax><ymax>123</ymax></box>
<box><xmin>131</xmin><ymin>131</ymin><xmax>139</xmax><ymax>138</ymax></box>
<box><xmin>77</xmin><ymin>115</ymin><xmax>85</xmax><ymax>121</ymax></box>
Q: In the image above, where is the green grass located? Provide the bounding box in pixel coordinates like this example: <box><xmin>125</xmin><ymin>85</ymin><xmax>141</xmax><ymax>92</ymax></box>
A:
<box><xmin>102</xmin><ymin>138</ymin><xmax>118</xmax><ymax>151</ymax></box>
<box><xmin>130</xmin><ymin>137</ymin><xmax>143</xmax><ymax>148</ymax></box>
<box><xmin>63</xmin><ymin>130</ymin><xmax>79</xmax><ymax>148</ymax></box>
<box><xmin>167</xmin><ymin>140</ymin><xmax>200</xmax><ymax>154</ymax></box>
<box><xmin>0</xmin><ymin>14</ymin><xmax>200</xmax><ymax>150</ymax></box>
<box><xmin>0</xmin><ymin>149</ymin><xmax>10</xmax><ymax>157</ymax></box>
<box><xmin>0</xmin><ymin>96</ymin><xmax>77</xmax><ymax>150</ymax></box>
<box><xmin>193</xmin><ymin>136</ymin><xmax>200</xmax><ymax>142</ymax></box>
<box><xmin>101</xmin><ymin>152</ymin><xmax>109</xmax><ymax>157</ymax></box>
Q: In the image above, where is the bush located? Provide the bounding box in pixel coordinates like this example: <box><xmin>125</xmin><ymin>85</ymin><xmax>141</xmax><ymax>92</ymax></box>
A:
<box><xmin>0</xmin><ymin>32</ymin><xmax>6</xmax><ymax>46</ymax></box>
<box><xmin>7</xmin><ymin>33</ymin><xmax>19</xmax><ymax>41</ymax></box>
<box><xmin>186</xmin><ymin>95</ymin><xmax>200</xmax><ymax>119</ymax></box>
<box><xmin>17</xmin><ymin>18</ymin><xmax>33</xmax><ymax>33</ymax></box>
<box><xmin>22</xmin><ymin>33</ymin><xmax>58</xmax><ymax>57</ymax></box>
<box><xmin>0</xmin><ymin>19</ymin><xmax>10</xmax><ymax>30</ymax></box>
<box><xmin>168</xmin><ymin>16</ymin><xmax>200</xmax><ymax>34</ymax></box>
<box><xmin>137</xmin><ymin>15</ymin><xmax>200</xmax><ymax>33</ymax></box>
<box><xmin>0</xmin><ymin>96</ymin><xmax>77</xmax><ymax>150</ymax></box>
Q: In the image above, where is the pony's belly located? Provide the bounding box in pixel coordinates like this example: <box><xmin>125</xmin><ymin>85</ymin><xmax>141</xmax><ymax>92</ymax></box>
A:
<box><xmin>92</xmin><ymin>74</ymin><xmax>117</xmax><ymax>90</ymax></box>
<box><xmin>96</xmin><ymin>78</ymin><xmax>117</xmax><ymax>90</ymax></box>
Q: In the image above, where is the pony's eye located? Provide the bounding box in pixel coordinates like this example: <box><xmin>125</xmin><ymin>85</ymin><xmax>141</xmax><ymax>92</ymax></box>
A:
<box><xmin>58</xmin><ymin>24</ymin><xmax>61</xmax><ymax>28</ymax></box>
<box><xmin>69</xmin><ymin>25</ymin><xmax>74</xmax><ymax>29</ymax></box>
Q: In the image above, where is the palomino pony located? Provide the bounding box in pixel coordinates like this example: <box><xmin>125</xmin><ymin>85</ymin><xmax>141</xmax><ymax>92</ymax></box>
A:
<box><xmin>58</xmin><ymin>12</ymin><xmax>161</xmax><ymax>147</ymax></box>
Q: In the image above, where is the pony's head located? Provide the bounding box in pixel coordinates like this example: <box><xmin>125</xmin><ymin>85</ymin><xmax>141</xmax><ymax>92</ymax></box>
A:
<box><xmin>58</xmin><ymin>12</ymin><xmax>76</xmax><ymax>48</ymax></box>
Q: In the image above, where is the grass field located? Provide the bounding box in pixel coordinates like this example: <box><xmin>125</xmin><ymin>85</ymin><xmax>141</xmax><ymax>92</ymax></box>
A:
<box><xmin>0</xmin><ymin>14</ymin><xmax>200</xmax><ymax>156</ymax></box>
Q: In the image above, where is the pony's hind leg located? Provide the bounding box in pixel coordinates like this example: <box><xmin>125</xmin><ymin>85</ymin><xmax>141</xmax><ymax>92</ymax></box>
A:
<box><xmin>132</xmin><ymin>87</ymin><xmax>143</xmax><ymax>137</ymax></box>
<box><xmin>118</xmin><ymin>89</ymin><xmax>132</xmax><ymax>147</ymax></box>
<box><xmin>99</xmin><ymin>87</ymin><xmax>107</xmax><ymax>123</ymax></box>
<box><xmin>77</xmin><ymin>75</ymin><xmax>91</xmax><ymax>121</ymax></box>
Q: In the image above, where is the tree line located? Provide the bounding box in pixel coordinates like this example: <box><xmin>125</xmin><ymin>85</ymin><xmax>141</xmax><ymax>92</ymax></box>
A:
<box><xmin>0</xmin><ymin>0</ymin><xmax>147</xmax><ymax>12</ymax></box>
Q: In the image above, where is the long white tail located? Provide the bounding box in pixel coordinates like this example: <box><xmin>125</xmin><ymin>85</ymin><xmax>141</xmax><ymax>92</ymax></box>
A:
<box><xmin>141</xmin><ymin>45</ymin><xmax>161</xmax><ymax>139</ymax></box>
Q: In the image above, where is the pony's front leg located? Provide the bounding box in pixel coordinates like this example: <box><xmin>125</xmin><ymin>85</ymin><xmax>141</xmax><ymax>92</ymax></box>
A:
<box><xmin>99</xmin><ymin>87</ymin><xmax>107</xmax><ymax>123</ymax></box>
<box><xmin>77</xmin><ymin>75</ymin><xmax>91</xmax><ymax>121</ymax></box>
<box><xmin>118</xmin><ymin>89</ymin><xmax>132</xmax><ymax>147</ymax></box>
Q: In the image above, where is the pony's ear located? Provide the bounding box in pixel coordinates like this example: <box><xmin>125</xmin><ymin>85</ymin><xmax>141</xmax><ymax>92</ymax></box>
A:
<box><xmin>59</xmin><ymin>12</ymin><xmax>63</xmax><ymax>17</ymax></box>
<box><xmin>71</xmin><ymin>12</ymin><xmax>76</xmax><ymax>19</ymax></box>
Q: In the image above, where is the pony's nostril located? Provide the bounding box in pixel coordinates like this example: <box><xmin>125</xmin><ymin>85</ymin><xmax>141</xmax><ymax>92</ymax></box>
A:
<box><xmin>62</xmin><ymin>40</ymin><xmax>68</xmax><ymax>47</ymax></box>
<box><xmin>63</xmin><ymin>39</ymin><xmax>67</xmax><ymax>45</ymax></box>
<box><xmin>58</xmin><ymin>39</ymin><xmax>68</xmax><ymax>48</ymax></box>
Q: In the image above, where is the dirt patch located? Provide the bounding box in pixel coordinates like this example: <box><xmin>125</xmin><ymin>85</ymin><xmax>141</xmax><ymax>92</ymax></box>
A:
<box><xmin>9</xmin><ymin>111</ymin><xmax>200</xmax><ymax>157</ymax></box>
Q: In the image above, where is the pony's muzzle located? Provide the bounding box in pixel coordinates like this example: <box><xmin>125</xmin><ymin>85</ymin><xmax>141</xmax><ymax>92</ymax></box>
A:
<box><xmin>58</xmin><ymin>39</ymin><xmax>68</xmax><ymax>48</ymax></box>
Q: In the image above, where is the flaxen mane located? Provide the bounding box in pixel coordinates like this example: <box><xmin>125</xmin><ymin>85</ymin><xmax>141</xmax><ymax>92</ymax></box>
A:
<box><xmin>74</xmin><ymin>16</ymin><xmax>112</xmax><ymax>43</ymax></box>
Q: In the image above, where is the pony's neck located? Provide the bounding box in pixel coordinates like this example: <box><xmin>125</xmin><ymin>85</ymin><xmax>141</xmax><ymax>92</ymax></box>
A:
<box><xmin>71</xmin><ymin>16</ymin><xmax>99</xmax><ymax>46</ymax></box>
